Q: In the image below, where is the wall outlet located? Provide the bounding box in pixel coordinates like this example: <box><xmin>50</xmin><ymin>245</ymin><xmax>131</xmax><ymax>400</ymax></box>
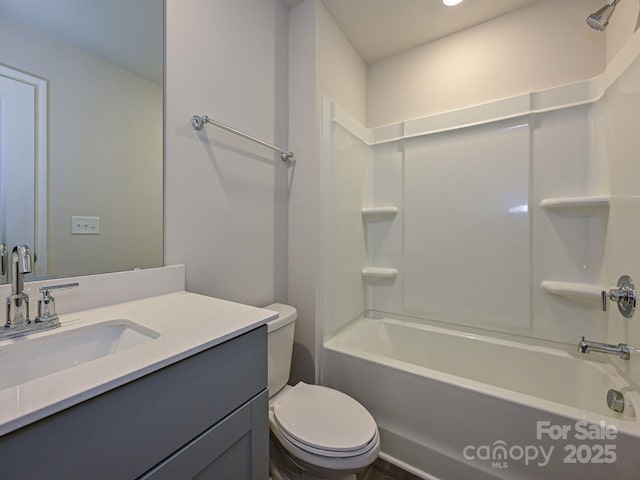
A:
<box><xmin>71</xmin><ymin>216</ymin><xmax>100</xmax><ymax>235</ymax></box>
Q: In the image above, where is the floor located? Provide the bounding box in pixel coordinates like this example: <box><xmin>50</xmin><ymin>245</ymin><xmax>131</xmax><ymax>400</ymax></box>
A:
<box><xmin>357</xmin><ymin>458</ymin><xmax>423</xmax><ymax>480</ymax></box>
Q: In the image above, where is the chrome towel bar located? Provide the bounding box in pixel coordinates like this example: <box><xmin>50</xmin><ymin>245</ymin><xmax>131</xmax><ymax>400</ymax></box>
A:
<box><xmin>191</xmin><ymin>114</ymin><xmax>294</xmax><ymax>162</ymax></box>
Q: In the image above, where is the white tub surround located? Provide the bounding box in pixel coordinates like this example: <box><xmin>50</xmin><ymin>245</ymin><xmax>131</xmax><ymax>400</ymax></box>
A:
<box><xmin>320</xmin><ymin>26</ymin><xmax>640</xmax><ymax>480</ymax></box>
<box><xmin>324</xmin><ymin>315</ymin><xmax>640</xmax><ymax>480</ymax></box>
<box><xmin>321</xmin><ymin>28</ymin><xmax>640</xmax><ymax>344</ymax></box>
<box><xmin>0</xmin><ymin>266</ymin><xmax>276</xmax><ymax>436</ymax></box>
<box><xmin>323</xmin><ymin>98</ymin><xmax>607</xmax><ymax>344</ymax></box>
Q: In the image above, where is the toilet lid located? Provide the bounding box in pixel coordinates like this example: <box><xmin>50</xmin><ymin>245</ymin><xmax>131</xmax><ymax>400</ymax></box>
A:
<box><xmin>273</xmin><ymin>382</ymin><xmax>377</xmax><ymax>454</ymax></box>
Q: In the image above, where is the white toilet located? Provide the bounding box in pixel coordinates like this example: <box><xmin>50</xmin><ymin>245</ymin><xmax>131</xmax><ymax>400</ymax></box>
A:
<box><xmin>265</xmin><ymin>303</ymin><xmax>380</xmax><ymax>480</ymax></box>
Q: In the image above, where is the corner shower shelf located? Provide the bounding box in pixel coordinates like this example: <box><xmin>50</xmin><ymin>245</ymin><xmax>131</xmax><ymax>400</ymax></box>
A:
<box><xmin>540</xmin><ymin>281</ymin><xmax>604</xmax><ymax>304</ymax></box>
<box><xmin>539</xmin><ymin>195</ymin><xmax>610</xmax><ymax>215</ymax></box>
<box><xmin>361</xmin><ymin>206</ymin><xmax>398</xmax><ymax>220</ymax></box>
<box><xmin>362</xmin><ymin>267</ymin><xmax>398</xmax><ymax>280</ymax></box>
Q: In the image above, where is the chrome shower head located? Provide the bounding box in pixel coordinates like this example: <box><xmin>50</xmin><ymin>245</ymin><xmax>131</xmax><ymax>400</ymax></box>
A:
<box><xmin>586</xmin><ymin>0</ymin><xmax>621</xmax><ymax>31</ymax></box>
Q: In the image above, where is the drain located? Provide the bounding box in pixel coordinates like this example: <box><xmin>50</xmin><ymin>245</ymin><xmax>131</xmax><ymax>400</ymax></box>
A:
<box><xmin>607</xmin><ymin>389</ymin><xmax>625</xmax><ymax>413</ymax></box>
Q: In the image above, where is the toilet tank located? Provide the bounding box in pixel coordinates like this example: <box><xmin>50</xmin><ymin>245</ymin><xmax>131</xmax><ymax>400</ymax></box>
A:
<box><xmin>264</xmin><ymin>303</ymin><xmax>297</xmax><ymax>397</ymax></box>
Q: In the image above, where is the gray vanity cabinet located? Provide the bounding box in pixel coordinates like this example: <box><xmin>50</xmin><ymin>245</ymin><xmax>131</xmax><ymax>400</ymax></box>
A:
<box><xmin>0</xmin><ymin>325</ymin><xmax>268</xmax><ymax>480</ymax></box>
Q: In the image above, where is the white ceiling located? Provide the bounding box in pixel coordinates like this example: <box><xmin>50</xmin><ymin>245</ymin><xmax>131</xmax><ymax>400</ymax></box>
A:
<box><xmin>2</xmin><ymin>0</ymin><xmax>559</xmax><ymax>79</ymax></box>
<box><xmin>288</xmin><ymin>0</ymin><xmax>545</xmax><ymax>63</ymax></box>
<box><xmin>0</xmin><ymin>0</ymin><xmax>163</xmax><ymax>84</ymax></box>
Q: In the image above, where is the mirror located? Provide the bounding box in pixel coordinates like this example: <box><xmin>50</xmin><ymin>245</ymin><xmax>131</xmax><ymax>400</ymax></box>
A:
<box><xmin>0</xmin><ymin>0</ymin><xmax>163</xmax><ymax>284</ymax></box>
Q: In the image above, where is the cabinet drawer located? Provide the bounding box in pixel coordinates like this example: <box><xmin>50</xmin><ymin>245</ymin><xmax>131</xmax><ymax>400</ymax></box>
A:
<box><xmin>140</xmin><ymin>389</ymin><xmax>268</xmax><ymax>480</ymax></box>
<box><xmin>0</xmin><ymin>325</ymin><xmax>267</xmax><ymax>480</ymax></box>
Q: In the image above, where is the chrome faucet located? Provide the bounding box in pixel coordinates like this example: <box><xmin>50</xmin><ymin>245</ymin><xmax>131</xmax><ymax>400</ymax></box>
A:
<box><xmin>0</xmin><ymin>242</ymin><xmax>8</xmax><ymax>283</ymax></box>
<box><xmin>36</xmin><ymin>282</ymin><xmax>79</xmax><ymax>325</ymax></box>
<box><xmin>602</xmin><ymin>275</ymin><xmax>636</xmax><ymax>318</ymax></box>
<box><xmin>1</xmin><ymin>246</ymin><xmax>75</xmax><ymax>340</ymax></box>
<box><xmin>5</xmin><ymin>244</ymin><xmax>32</xmax><ymax>328</ymax></box>
<box><xmin>578</xmin><ymin>336</ymin><xmax>631</xmax><ymax>360</ymax></box>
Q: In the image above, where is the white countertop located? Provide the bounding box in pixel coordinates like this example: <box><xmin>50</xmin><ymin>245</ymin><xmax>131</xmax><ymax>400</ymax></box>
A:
<box><xmin>0</xmin><ymin>291</ymin><xmax>277</xmax><ymax>436</ymax></box>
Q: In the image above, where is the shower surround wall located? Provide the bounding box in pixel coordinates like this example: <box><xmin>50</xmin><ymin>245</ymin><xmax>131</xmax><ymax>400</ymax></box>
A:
<box><xmin>323</xmin><ymin>31</ymin><xmax>640</xmax><ymax>394</ymax></box>
<box><xmin>322</xmin><ymin>27</ymin><xmax>640</xmax><ymax>360</ymax></box>
<box><xmin>323</xmin><ymin>98</ymin><xmax>608</xmax><ymax>346</ymax></box>
<box><xmin>292</xmin><ymin>0</ymin><xmax>614</xmax><ymax>383</ymax></box>
<box><xmin>597</xmin><ymin>37</ymin><xmax>640</xmax><ymax>389</ymax></box>
<box><xmin>319</xmin><ymin>37</ymin><xmax>640</xmax><ymax>475</ymax></box>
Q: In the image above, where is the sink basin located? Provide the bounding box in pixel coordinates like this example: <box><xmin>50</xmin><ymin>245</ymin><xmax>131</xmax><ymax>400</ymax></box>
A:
<box><xmin>0</xmin><ymin>319</ymin><xmax>160</xmax><ymax>390</ymax></box>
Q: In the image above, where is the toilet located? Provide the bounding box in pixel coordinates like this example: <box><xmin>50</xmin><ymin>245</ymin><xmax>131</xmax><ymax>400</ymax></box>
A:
<box><xmin>265</xmin><ymin>303</ymin><xmax>380</xmax><ymax>480</ymax></box>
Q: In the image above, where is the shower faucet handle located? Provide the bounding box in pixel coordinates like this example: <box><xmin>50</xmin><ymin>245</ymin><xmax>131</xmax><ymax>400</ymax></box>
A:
<box><xmin>602</xmin><ymin>275</ymin><xmax>636</xmax><ymax>318</ymax></box>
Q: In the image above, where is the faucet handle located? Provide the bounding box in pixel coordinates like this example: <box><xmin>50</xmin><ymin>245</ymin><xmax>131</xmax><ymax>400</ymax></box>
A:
<box><xmin>36</xmin><ymin>282</ymin><xmax>79</xmax><ymax>324</ymax></box>
<box><xmin>38</xmin><ymin>282</ymin><xmax>80</xmax><ymax>295</ymax></box>
<box><xmin>578</xmin><ymin>336</ymin><xmax>588</xmax><ymax>354</ymax></box>
<box><xmin>602</xmin><ymin>275</ymin><xmax>636</xmax><ymax>318</ymax></box>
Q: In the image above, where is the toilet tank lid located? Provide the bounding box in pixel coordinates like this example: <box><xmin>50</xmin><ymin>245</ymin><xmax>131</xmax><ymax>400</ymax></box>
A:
<box><xmin>264</xmin><ymin>303</ymin><xmax>297</xmax><ymax>332</ymax></box>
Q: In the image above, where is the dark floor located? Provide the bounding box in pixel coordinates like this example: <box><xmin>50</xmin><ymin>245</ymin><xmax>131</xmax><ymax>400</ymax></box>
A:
<box><xmin>357</xmin><ymin>458</ymin><xmax>423</xmax><ymax>480</ymax></box>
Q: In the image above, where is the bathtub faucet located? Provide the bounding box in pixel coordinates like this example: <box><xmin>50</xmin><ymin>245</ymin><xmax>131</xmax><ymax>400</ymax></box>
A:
<box><xmin>578</xmin><ymin>336</ymin><xmax>630</xmax><ymax>360</ymax></box>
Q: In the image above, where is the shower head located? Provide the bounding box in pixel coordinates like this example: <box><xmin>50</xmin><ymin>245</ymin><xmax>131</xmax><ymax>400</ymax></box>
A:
<box><xmin>586</xmin><ymin>0</ymin><xmax>621</xmax><ymax>31</ymax></box>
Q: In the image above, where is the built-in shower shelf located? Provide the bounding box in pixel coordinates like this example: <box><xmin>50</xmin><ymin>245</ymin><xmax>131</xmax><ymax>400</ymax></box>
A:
<box><xmin>361</xmin><ymin>206</ymin><xmax>398</xmax><ymax>220</ymax></box>
<box><xmin>540</xmin><ymin>281</ymin><xmax>604</xmax><ymax>304</ymax></box>
<box><xmin>540</xmin><ymin>195</ymin><xmax>610</xmax><ymax>215</ymax></box>
<box><xmin>362</xmin><ymin>267</ymin><xmax>398</xmax><ymax>280</ymax></box>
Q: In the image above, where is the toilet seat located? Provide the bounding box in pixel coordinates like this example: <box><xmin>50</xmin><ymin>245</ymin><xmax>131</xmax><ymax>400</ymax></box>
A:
<box><xmin>277</xmin><ymin>424</ymin><xmax>380</xmax><ymax>458</ymax></box>
<box><xmin>272</xmin><ymin>382</ymin><xmax>378</xmax><ymax>458</ymax></box>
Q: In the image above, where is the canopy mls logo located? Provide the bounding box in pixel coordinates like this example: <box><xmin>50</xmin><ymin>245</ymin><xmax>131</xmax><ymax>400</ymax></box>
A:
<box><xmin>463</xmin><ymin>420</ymin><xmax>618</xmax><ymax>469</ymax></box>
<box><xmin>463</xmin><ymin>441</ymin><xmax>553</xmax><ymax>468</ymax></box>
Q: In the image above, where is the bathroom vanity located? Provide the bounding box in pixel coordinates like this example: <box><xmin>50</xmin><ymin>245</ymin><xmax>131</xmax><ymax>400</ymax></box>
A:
<box><xmin>0</xmin><ymin>290</ymin><xmax>275</xmax><ymax>479</ymax></box>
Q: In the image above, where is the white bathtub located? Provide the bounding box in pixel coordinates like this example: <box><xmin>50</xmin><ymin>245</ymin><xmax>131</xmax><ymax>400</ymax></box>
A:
<box><xmin>322</xmin><ymin>314</ymin><xmax>640</xmax><ymax>480</ymax></box>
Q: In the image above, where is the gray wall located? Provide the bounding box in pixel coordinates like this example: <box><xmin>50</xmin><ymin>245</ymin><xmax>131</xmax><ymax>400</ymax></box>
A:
<box><xmin>164</xmin><ymin>0</ymin><xmax>290</xmax><ymax>307</ymax></box>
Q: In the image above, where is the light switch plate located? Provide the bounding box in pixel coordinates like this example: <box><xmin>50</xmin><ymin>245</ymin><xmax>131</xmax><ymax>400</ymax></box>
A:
<box><xmin>71</xmin><ymin>216</ymin><xmax>100</xmax><ymax>235</ymax></box>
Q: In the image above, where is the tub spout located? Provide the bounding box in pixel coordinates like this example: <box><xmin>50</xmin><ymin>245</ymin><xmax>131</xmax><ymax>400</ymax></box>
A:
<box><xmin>578</xmin><ymin>336</ymin><xmax>630</xmax><ymax>360</ymax></box>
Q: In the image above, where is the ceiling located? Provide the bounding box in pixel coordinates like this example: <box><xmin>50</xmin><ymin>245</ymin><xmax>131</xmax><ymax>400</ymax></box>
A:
<box><xmin>2</xmin><ymin>0</ymin><xmax>551</xmax><ymax>78</ymax></box>
<box><xmin>287</xmin><ymin>0</ymin><xmax>545</xmax><ymax>63</ymax></box>
<box><xmin>0</xmin><ymin>0</ymin><xmax>163</xmax><ymax>84</ymax></box>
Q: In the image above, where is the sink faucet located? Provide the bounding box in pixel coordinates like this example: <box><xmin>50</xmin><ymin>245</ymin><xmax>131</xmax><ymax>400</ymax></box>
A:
<box><xmin>0</xmin><ymin>242</ymin><xmax>8</xmax><ymax>282</ymax></box>
<box><xmin>2</xmin><ymin>245</ymin><xmax>78</xmax><ymax>340</ymax></box>
<box><xmin>5</xmin><ymin>244</ymin><xmax>32</xmax><ymax>328</ymax></box>
<box><xmin>578</xmin><ymin>336</ymin><xmax>631</xmax><ymax>360</ymax></box>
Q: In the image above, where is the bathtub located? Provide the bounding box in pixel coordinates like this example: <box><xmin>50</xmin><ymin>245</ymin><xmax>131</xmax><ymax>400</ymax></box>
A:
<box><xmin>322</xmin><ymin>313</ymin><xmax>640</xmax><ymax>480</ymax></box>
